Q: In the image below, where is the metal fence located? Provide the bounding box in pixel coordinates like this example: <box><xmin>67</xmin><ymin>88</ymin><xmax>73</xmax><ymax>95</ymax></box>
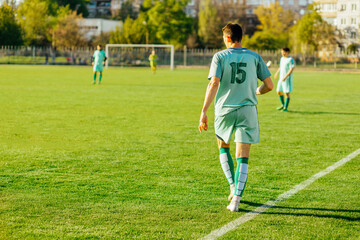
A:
<box><xmin>1</xmin><ymin>46</ymin><xmax>359</xmax><ymax>70</ymax></box>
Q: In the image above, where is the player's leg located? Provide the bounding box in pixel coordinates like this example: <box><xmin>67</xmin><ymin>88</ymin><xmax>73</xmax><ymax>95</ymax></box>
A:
<box><xmin>214</xmin><ymin>113</ymin><xmax>236</xmax><ymax>202</ymax></box>
<box><xmin>93</xmin><ymin>71</ymin><xmax>97</xmax><ymax>84</ymax></box>
<box><xmin>283</xmin><ymin>92</ymin><xmax>290</xmax><ymax>111</ymax></box>
<box><xmin>276</xmin><ymin>81</ymin><xmax>285</xmax><ymax>110</ymax></box>
<box><xmin>98</xmin><ymin>71</ymin><xmax>103</xmax><ymax>84</ymax></box>
<box><xmin>154</xmin><ymin>62</ymin><xmax>157</xmax><ymax>74</ymax></box>
<box><xmin>282</xmin><ymin>79</ymin><xmax>292</xmax><ymax>111</ymax></box>
<box><xmin>234</xmin><ymin>142</ymin><xmax>250</xmax><ymax>197</ymax></box>
<box><xmin>227</xmin><ymin>143</ymin><xmax>250</xmax><ymax>212</ymax></box>
<box><xmin>227</xmin><ymin>106</ymin><xmax>259</xmax><ymax>212</ymax></box>
<box><xmin>150</xmin><ymin>62</ymin><xmax>156</xmax><ymax>74</ymax></box>
<box><xmin>217</xmin><ymin>138</ymin><xmax>235</xmax><ymax>201</ymax></box>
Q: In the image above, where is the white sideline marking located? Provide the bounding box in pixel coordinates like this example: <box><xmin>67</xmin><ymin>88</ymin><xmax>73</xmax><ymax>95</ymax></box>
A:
<box><xmin>200</xmin><ymin>148</ymin><xmax>360</xmax><ymax>240</ymax></box>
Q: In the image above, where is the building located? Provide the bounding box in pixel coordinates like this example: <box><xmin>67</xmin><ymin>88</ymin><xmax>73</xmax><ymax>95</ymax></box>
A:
<box><xmin>88</xmin><ymin>0</ymin><xmax>143</xmax><ymax>18</ymax></box>
<box><xmin>316</xmin><ymin>0</ymin><xmax>360</xmax><ymax>47</ymax></box>
<box><xmin>336</xmin><ymin>0</ymin><xmax>360</xmax><ymax>46</ymax></box>
<box><xmin>245</xmin><ymin>0</ymin><xmax>311</xmax><ymax>15</ymax></box>
<box><xmin>316</xmin><ymin>0</ymin><xmax>337</xmax><ymax>25</ymax></box>
<box><xmin>88</xmin><ymin>0</ymin><xmax>112</xmax><ymax>18</ymax></box>
<box><xmin>79</xmin><ymin>18</ymin><xmax>123</xmax><ymax>39</ymax></box>
<box><xmin>110</xmin><ymin>0</ymin><xmax>143</xmax><ymax>17</ymax></box>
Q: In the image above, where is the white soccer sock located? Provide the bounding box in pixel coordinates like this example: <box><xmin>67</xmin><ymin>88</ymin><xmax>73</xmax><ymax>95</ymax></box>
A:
<box><xmin>220</xmin><ymin>152</ymin><xmax>235</xmax><ymax>185</ymax></box>
<box><xmin>235</xmin><ymin>159</ymin><xmax>248</xmax><ymax>197</ymax></box>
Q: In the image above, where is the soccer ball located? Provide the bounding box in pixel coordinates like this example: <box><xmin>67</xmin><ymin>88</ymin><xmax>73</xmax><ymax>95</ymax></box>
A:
<box><xmin>266</xmin><ymin>61</ymin><xmax>272</xmax><ymax>67</ymax></box>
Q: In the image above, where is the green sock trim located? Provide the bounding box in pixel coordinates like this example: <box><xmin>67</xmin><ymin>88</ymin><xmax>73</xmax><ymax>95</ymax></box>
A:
<box><xmin>93</xmin><ymin>73</ymin><xmax>96</xmax><ymax>81</ymax></box>
<box><xmin>99</xmin><ymin>73</ymin><xmax>102</xmax><ymax>82</ymax></box>
<box><xmin>219</xmin><ymin>148</ymin><xmax>228</xmax><ymax>154</ymax></box>
<box><xmin>279</xmin><ymin>95</ymin><xmax>285</xmax><ymax>105</ymax></box>
<box><xmin>236</xmin><ymin>157</ymin><xmax>248</xmax><ymax>164</ymax></box>
<box><xmin>284</xmin><ymin>97</ymin><xmax>290</xmax><ymax>109</ymax></box>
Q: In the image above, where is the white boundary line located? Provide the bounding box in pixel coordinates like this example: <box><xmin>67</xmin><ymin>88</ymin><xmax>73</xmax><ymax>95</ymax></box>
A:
<box><xmin>200</xmin><ymin>148</ymin><xmax>360</xmax><ymax>240</ymax></box>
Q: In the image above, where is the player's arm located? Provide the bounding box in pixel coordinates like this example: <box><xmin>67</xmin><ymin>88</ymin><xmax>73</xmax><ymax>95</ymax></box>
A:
<box><xmin>282</xmin><ymin>67</ymin><xmax>295</xmax><ymax>81</ymax></box>
<box><xmin>256</xmin><ymin>76</ymin><xmax>273</xmax><ymax>95</ymax></box>
<box><xmin>102</xmin><ymin>52</ymin><xmax>107</xmax><ymax>66</ymax></box>
<box><xmin>199</xmin><ymin>76</ymin><xmax>220</xmax><ymax>132</ymax></box>
<box><xmin>91</xmin><ymin>54</ymin><xmax>95</xmax><ymax>66</ymax></box>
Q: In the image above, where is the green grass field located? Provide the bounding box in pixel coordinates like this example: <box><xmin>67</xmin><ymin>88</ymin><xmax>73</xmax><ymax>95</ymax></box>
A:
<box><xmin>0</xmin><ymin>65</ymin><xmax>359</xmax><ymax>239</ymax></box>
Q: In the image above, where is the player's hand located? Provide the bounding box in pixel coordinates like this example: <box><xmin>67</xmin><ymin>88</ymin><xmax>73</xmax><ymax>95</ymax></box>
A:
<box><xmin>198</xmin><ymin>112</ymin><xmax>208</xmax><ymax>133</ymax></box>
<box><xmin>282</xmin><ymin>77</ymin><xmax>286</xmax><ymax>81</ymax></box>
<box><xmin>103</xmin><ymin>61</ymin><xmax>105</xmax><ymax>66</ymax></box>
<box><xmin>92</xmin><ymin>62</ymin><xmax>94</xmax><ymax>66</ymax></box>
<box><xmin>274</xmin><ymin>73</ymin><xmax>278</xmax><ymax>79</ymax></box>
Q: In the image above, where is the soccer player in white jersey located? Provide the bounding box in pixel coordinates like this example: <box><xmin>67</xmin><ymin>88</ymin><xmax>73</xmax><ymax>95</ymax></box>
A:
<box><xmin>274</xmin><ymin>47</ymin><xmax>295</xmax><ymax>112</ymax></box>
<box><xmin>198</xmin><ymin>23</ymin><xmax>273</xmax><ymax>212</ymax></box>
<box><xmin>92</xmin><ymin>45</ymin><xmax>107</xmax><ymax>84</ymax></box>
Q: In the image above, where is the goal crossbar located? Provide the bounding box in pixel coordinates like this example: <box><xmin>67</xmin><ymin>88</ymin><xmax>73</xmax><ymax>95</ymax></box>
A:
<box><xmin>105</xmin><ymin>44</ymin><xmax>175</xmax><ymax>70</ymax></box>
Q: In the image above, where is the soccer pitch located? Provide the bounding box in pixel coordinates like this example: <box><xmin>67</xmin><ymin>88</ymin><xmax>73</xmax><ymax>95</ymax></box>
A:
<box><xmin>0</xmin><ymin>65</ymin><xmax>359</xmax><ymax>239</ymax></box>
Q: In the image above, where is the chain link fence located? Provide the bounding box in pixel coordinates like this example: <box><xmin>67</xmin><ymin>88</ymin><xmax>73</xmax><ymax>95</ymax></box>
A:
<box><xmin>1</xmin><ymin>46</ymin><xmax>359</xmax><ymax>70</ymax></box>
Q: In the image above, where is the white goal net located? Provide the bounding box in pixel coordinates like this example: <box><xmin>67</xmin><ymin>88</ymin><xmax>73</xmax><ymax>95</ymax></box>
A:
<box><xmin>105</xmin><ymin>44</ymin><xmax>175</xmax><ymax>70</ymax></box>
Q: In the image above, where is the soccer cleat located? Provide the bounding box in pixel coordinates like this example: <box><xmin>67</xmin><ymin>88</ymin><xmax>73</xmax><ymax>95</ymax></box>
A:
<box><xmin>227</xmin><ymin>195</ymin><xmax>241</xmax><ymax>212</ymax></box>
<box><xmin>282</xmin><ymin>109</ymin><xmax>289</xmax><ymax>112</ymax></box>
<box><xmin>276</xmin><ymin>106</ymin><xmax>284</xmax><ymax>110</ymax></box>
<box><xmin>228</xmin><ymin>184</ymin><xmax>235</xmax><ymax>201</ymax></box>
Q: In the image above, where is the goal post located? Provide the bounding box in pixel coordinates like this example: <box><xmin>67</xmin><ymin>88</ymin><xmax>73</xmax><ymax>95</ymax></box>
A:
<box><xmin>105</xmin><ymin>44</ymin><xmax>175</xmax><ymax>70</ymax></box>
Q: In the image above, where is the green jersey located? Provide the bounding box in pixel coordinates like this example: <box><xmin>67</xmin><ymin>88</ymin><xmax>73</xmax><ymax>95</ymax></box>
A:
<box><xmin>208</xmin><ymin>47</ymin><xmax>271</xmax><ymax>116</ymax></box>
<box><xmin>93</xmin><ymin>50</ymin><xmax>106</xmax><ymax>66</ymax></box>
<box><xmin>279</xmin><ymin>56</ymin><xmax>295</xmax><ymax>81</ymax></box>
<box><xmin>149</xmin><ymin>54</ymin><xmax>158</xmax><ymax>62</ymax></box>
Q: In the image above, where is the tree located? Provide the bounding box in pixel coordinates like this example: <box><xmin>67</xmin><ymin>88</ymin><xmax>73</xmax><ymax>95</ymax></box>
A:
<box><xmin>90</xmin><ymin>32</ymin><xmax>111</xmax><ymax>46</ymax></box>
<box><xmin>246</xmin><ymin>2</ymin><xmax>295</xmax><ymax>50</ymax></box>
<box><xmin>118</xmin><ymin>0</ymin><xmax>136</xmax><ymax>21</ymax></box>
<box><xmin>198</xmin><ymin>0</ymin><xmax>222</xmax><ymax>48</ymax></box>
<box><xmin>109</xmin><ymin>14</ymin><xmax>147</xmax><ymax>44</ymax></box>
<box><xmin>56</xmin><ymin>0</ymin><xmax>89</xmax><ymax>17</ymax></box>
<box><xmin>347</xmin><ymin>43</ymin><xmax>359</xmax><ymax>54</ymax></box>
<box><xmin>17</xmin><ymin>0</ymin><xmax>54</xmax><ymax>46</ymax></box>
<box><xmin>0</xmin><ymin>3</ymin><xmax>23</xmax><ymax>45</ymax></box>
<box><xmin>291</xmin><ymin>4</ymin><xmax>335</xmax><ymax>64</ymax></box>
<box><xmin>255</xmin><ymin>2</ymin><xmax>294</xmax><ymax>36</ymax></box>
<box><xmin>146</xmin><ymin>0</ymin><xmax>193</xmax><ymax>48</ymax></box>
<box><xmin>52</xmin><ymin>8</ymin><xmax>87</xmax><ymax>47</ymax></box>
<box><xmin>216</xmin><ymin>0</ymin><xmax>248</xmax><ymax>33</ymax></box>
<box><xmin>245</xmin><ymin>31</ymin><xmax>286</xmax><ymax>50</ymax></box>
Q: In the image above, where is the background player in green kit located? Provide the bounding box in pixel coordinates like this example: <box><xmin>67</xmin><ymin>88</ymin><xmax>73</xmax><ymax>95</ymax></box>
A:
<box><xmin>149</xmin><ymin>50</ymin><xmax>158</xmax><ymax>74</ymax></box>
<box><xmin>274</xmin><ymin>47</ymin><xmax>295</xmax><ymax>112</ymax></box>
<box><xmin>92</xmin><ymin>45</ymin><xmax>107</xmax><ymax>84</ymax></box>
<box><xmin>198</xmin><ymin>23</ymin><xmax>273</xmax><ymax>212</ymax></box>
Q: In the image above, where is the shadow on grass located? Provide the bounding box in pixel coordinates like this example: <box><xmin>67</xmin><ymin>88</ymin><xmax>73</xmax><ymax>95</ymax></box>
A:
<box><xmin>289</xmin><ymin>110</ymin><xmax>360</xmax><ymax>116</ymax></box>
<box><xmin>240</xmin><ymin>201</ymin><xmax>360</xmax><ymax>221</ymax></box>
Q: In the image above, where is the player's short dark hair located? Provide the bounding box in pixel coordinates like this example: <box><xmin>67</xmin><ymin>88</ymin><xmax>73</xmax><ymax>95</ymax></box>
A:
<box><xmin>282</xmin><ymin>47</ymin><xmax>290</xmax><ymax>53</ymax></box>
<box><xmin>97</xmin><ymin>44</ymin><xmax>102</xmax><ymax>48</ymax></box>
<box><xmin>222</xmin><ymin>23</ymin><xmax>243</xmax><ymax>42</ymax></box>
